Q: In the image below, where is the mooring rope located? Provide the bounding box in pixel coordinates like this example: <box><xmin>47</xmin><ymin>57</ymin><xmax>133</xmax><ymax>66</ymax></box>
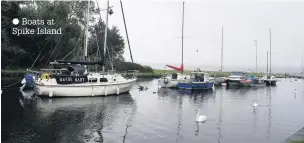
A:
<box><xmin>2</xmin><ymin>80</ymin><xmax>22</xmax><ymax>88</ymax></box>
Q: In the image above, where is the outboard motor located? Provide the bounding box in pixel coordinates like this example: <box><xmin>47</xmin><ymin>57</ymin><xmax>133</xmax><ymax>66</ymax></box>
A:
<box><xmin>20</xmin><ymin>74</ymin><xmax>35</xmax><ymax>91</ymax></box>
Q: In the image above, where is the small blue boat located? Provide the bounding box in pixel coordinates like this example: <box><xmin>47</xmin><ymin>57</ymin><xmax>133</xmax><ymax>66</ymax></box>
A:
<box><xmin>177</xmin><ymin>69</ymin><xmax>215</xmax><ymax>90</ymax></box>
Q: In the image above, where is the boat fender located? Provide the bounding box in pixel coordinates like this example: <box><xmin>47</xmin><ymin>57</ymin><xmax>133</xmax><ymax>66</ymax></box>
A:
<box><xmin>49</xmin><ymin>91</ymin><xmax>53</xmax><ymax>97</ymax></box>
<box><xmin>117</xmin><ymin>87</ymin><xmax>120</xmax><ymax>95</ymax></box>
<box><xmin>105</xmin><ymin>87</ymin><xmax>108</xmax><ymax>96</ymax></box>
<box><xmin>37</xmin><ymin>88</ymin><xmax>43</xmax><ymax>95</ymax></box>
<box><xmin>41</xmin><ymin>73</ymin><xmax>50</xmax><ymax>81</ymax></box>
<box><xmin>91</xmin><ymin>86</ymin><xmax>95</xmax><ymax>97</ymax></box>
<box><xmin>21</xmin><ymin>78</ymin><xmax>26</xmax><ymax>84</ymax></box>
<box><xmin>164</xmin><ymin>79</ymin><xmax>169</xmax><ymax>84</ymax></box>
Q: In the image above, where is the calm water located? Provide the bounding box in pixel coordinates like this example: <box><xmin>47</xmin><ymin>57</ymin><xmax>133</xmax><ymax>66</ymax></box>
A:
<box><xmin>2</xmin><ymin>79</ymin><xmax>304</xmax><ymax>143</ymax></box>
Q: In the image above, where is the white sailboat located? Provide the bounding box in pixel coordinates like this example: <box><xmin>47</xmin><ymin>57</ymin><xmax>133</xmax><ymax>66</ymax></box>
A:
<box><xmin>262</xmin><ymin>28</ymin><xmax>277</xmax><ymax>86</ymax></box>
<box><xmin>215</xmin><ymin>26</ymin><xmax>226</xmax><ymax>86</ymax></box>
<box><xmin>250</xmin><ymin>40</ymin><xmax>266</xmax><ymax>87</ymax></box>
<box><xmin>158</xmin><ymin>2</ymin><xmax>190</xmax><ymax>88</ymax></box>
<box><xmin>35</xmin><ymin>0</ymin><xmax>137</xmax><ymax>97</ymax></box>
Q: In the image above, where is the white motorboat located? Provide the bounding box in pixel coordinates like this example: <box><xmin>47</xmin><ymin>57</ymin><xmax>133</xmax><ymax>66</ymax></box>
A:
<box><xmin>158</xmin><ymin>73</ymin><xmax>190</xmax><ymax>88</ymax></box>
<box><xmin>225</xmin><ymin>71</ymin><xmax>251</xmax><ymax>87</ymax></box>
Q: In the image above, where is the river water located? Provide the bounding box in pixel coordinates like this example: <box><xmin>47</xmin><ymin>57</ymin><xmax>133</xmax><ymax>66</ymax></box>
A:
<box><xmin>1</xmin><ymin>78</ymin><xmax>304</xmax><ymax>143</ymax></box>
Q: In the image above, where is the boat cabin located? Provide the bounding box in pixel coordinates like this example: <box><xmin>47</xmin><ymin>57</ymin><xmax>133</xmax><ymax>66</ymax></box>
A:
<box><xmin>229</xmin><ymin>71</ymin><xmax>249</xmax><ymax>79</ymax></box>
<box><xmin>251</xmin><ymin>78</ymin><xmax>263</xmax><ymax>84</ymax></box>
<box><xmin>190</xmin><ymin>71</ymin><xmax>210</xmax><ymax>82</ymax></box>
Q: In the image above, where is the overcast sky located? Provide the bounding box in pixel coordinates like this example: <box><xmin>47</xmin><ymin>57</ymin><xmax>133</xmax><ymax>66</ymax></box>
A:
<box><xmin>97</xmin><ymin>0</ymin><xmax>304</xmax><ymax>73</ymax></box>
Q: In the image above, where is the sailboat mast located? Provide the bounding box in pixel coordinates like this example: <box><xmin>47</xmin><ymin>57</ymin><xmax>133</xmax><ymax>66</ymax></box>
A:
<box><xmin>269</xmin><ymin>28</ymin><xmax>272</xmax><ymax>74</ymax></box>
<box><xmin>255</xmin><ymin>40</ymin><xmax>257</xmax><ymax>73</ymax></box>
<box><xmin>181</xmin><ymin>2</ymin><xmax>185</xmax><ymax>74</ymax></box>
<box><xmin>84</xmin><ymin>0</ymin><xmax>90</xmax><ymax>60</ymax></box>
<box><xmin>103</xmin><ymin>0</ymin><xmax>110</xmax><ymax>72</ymax></box>
<box><xmin>267</xmin><ymin>51</ymin><xmax>269</xmax><ymax>74</ymax></box>
<box><xmin>302</xmin><ymin>52</ymin><xmax>304</xmax><ymax>75</ymax></box>
<box><xmin>221</xmin><ymin>26</ymin><xmax>223</xmax><ymax>73</ymax></box>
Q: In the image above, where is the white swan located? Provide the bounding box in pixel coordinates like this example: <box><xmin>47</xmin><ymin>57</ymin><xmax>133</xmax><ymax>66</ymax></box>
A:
<box><xmin>252</xmin><ymin>100</ymin><xmax>259</xmax><ymax>107</ymax></box>
<box><xmin>196</xmin><ymin>109</ymin><xmax>207</xmax><ymax>122</ymax></box>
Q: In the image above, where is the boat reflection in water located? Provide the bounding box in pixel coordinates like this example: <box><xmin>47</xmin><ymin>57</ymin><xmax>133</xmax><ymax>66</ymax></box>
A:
<box><xmin>177</xmin><ymin>89</ymin><xmax>213</xmax><ymax>95</ymax></box>
<box><xmin>19</xmin><ymin>90</ymin><xmax>136</xmax><ymax>143</ymax></box>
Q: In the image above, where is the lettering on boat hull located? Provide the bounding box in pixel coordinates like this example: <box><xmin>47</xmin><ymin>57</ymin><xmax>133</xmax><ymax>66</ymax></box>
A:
<box><xmin>55</xmin><ymin>76</ymin><xmax>88</xmax><ymax>84</ymax></box>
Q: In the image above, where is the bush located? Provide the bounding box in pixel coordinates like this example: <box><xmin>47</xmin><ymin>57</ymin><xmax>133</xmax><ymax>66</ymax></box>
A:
<box><xmin>106</xmin><ymin>61</ymin><xmax>153</xmax><ymax>72</ymax></box>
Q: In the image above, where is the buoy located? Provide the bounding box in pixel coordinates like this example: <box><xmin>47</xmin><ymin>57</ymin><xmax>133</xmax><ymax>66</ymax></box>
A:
<box><xmin>49</xmin><ymin>91</ymin><xmax>53</xmax><ymax>97</ymax></box>
<box><xmin>105</xmin><ymin>87</ymin><xmax>107</xmax><ymax>96</ymax></box>
<box><xmin>117</xmin><ymin>87</ymin><xmax>120</xmax><ymax>95</ymax></box>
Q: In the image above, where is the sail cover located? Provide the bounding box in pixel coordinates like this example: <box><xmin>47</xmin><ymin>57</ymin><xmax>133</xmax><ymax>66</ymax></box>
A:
<box><xmin>166</xmin><ymin>64</ymin><xmax>184</xmax><ymax>72</ymax></box>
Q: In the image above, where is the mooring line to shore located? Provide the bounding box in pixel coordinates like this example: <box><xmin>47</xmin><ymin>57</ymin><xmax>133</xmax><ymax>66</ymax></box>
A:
<box><xmin>1</xmin><ymin>80</ymin><xmax>22</xmax><ymax>89</ymax></box>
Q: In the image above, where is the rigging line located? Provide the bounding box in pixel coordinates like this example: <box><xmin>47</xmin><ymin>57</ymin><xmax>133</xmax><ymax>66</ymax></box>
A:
<box><xmin>61</xmin><ymin>48</ymin><xmax>76</xmax><ymax>61</ymax></box>
<box><xmin>29</xmin><ymin>15</ymin><xmax>62</xmax><ymax>69</ymax></box>
<box><xmin>30</xmin><ymin>37</ymin><xmax>51</xmax><ymax>70</ymax></box>
<box><xmin>94</xmin><ymin>30</ymin><xmax>101</xmax><ymax>71</ymax></box>
<box><xmin>61</xmin><ymin>30</ymin><xmax>85</xmax><ymax>61</ymax></box>
<box><xmin>36</xmin><ymin>0</ymin><xmax>67</xmax><ymax>65</ymax></box>
<box><xmin>74</xmin><ymin>32</ymin><xmax>86</xmax><ymax>61</ymax></box>
<box><xmin>95</xmin><ymin>0</ymin><xmax>105</xmax><ymax>64</ymax></box>
<box><xmin>2</xmin><ymin>80</ymin><xmax>22</xmax><ymax>88</ymax></box>
<box><xmin>95</xmin><ymin>0</ymin><xmax>105</xmax><ymax>65</ymax></box>
<box><xmin>120</xmin><ymin>0</ymin><xmax>134</xmax><ymax>63</ymax></box>
<box><xmin>106</xmin><ymin>44</ymin><xmax>114</xmax><ymax>70</ymax></box>
<box><xmin>43</xmin><ymin>25</ymin><xmax>68</xmax><ymax>68</ymax></box>
<box><xmin>94</xmin><ymin>29</ymin><xmax>102</xmax><ymax>61</ymax></box>
<box><xmin>95</xmin><ymin>0</ymin><xmax>104</xmax><ymax>26</ymax></box>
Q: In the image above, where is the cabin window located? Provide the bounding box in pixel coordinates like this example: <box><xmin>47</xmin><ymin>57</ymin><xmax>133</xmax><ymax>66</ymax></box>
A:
<box><xmin>172</xmin><ymin>73</ymin><xmax>178</xmax><ymax>79</ymax></box>
<box><xmin>100</xmin><ymin>78</ymin><xmax>108</xmax><ymax>82</ymax></box>
<box><xmin>89</xmin><ymin>78</ymin><xmax>97</xmax><ymax>82</ymax></box>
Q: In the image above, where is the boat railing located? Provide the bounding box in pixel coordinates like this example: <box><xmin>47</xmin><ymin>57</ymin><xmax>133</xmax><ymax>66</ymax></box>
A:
<box><xmin>122</xmin><ymin>70</ymin><xmax>139</xmax><ymax>78</ymax></box>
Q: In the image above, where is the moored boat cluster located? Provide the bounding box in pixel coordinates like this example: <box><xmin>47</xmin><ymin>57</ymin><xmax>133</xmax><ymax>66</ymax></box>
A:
<box><xmin>158</xmin><ymin>70</ymin><xmax>277</xmax><ymax>90</ymax></box>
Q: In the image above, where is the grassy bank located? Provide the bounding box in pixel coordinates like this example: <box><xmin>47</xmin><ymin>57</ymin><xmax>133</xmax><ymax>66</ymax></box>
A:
<box><xmin>289</xmin><ymin>140</ymin><xmax>304</xmax><ymax>143</ymax></box>
<box><xmin>153</xmin><ymin>69</ymin><xmax>287</xmax><ymax>78</ymax></box>
<box><xmin>1</xmin><ymin>69</ymin><xmax>288</xmax><ymax>78</ymax></box>
<box><xmin>1</xmin><ymin>69</ymin><xmax>163</xmax><ymax>78</ymax></box>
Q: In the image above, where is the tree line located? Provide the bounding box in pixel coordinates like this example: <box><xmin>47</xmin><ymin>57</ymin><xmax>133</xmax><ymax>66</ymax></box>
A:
<box><xmin>1</xmin><ymin>1</ymin><xmax>153</xmax><ymax>72</ymax></box>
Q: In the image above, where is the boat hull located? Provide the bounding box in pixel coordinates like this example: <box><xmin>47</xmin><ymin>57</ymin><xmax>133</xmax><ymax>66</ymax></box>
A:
<box><xmin>177</xmin><ymin>82</ymin><xmax>214</xmax><ymax>90</ymax></box>
<box><xmin>158</xmin><ymin>78</ymin><xmax>179</xmax><ymax>88</ymax></box>
<box><xmin>214</xmin><ymin>78</ymin><xmax>226</xmax><ymax>86</ymax></box>
<box><xmin>250</xmin><ymin>83</ymin><xmax>266</xmax><ymax>87</ymax></box>
<box><xmin>225</xmin><ymin>79</ymin><xmax>251</xmax><ymax>87</ymax></box>
<box><xmin>225</xmin><ymin>79</ymin><xmax>242</xmax><ymax>86</ymax></box>
<box><xmin>263</xmin><ymin>80</ymin><xmax>277</xmax><ymax>86</ymax></box>
<box><xmin>35</xmin><ymin>79</ymin><xmax>137</xmax><ymax>97</ymax></box>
